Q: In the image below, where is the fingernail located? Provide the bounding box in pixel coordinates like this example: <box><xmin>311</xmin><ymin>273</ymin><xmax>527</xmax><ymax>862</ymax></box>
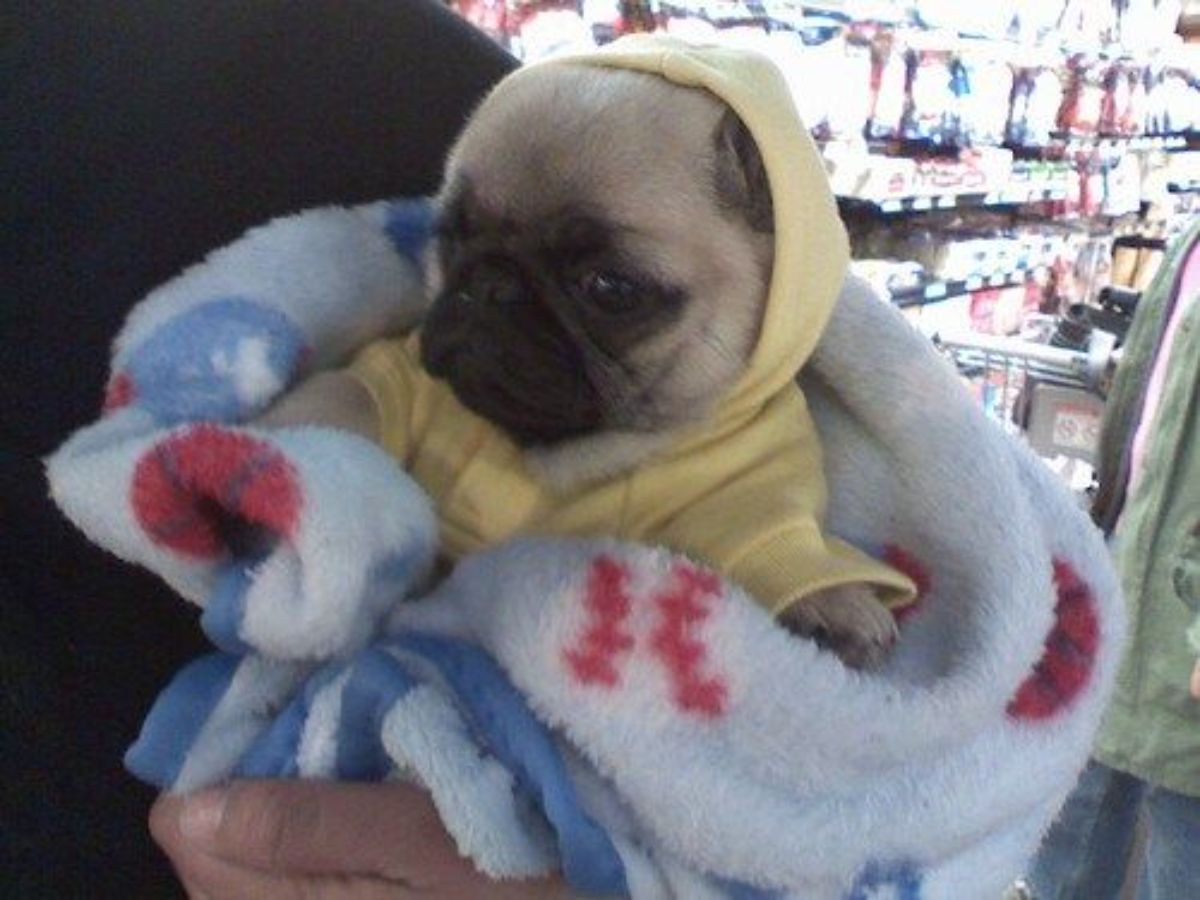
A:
<box><xmin>179</xmin><ymin>789</ymin><xmax>227</xmax><ymax>842</ymax></box>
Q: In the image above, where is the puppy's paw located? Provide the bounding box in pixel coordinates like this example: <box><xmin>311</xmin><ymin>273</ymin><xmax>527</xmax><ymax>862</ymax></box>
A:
<box><xmin>779</xmin><ymin>584</ymin><xmax>898</xmax><ymax>670</ymax></box>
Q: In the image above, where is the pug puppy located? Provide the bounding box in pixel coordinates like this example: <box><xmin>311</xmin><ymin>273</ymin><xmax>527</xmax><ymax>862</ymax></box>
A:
<box><xmin>260</xmin><ymin>64</ymin><xmax>899</xmax><ymax>667</ymax></box>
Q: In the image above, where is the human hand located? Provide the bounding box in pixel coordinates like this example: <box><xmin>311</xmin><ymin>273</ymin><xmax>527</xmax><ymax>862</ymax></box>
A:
<box><xmin>1191</xmin><ymin>659</ymin><xmax>1200</xmax><ymax>700</ymax></box>
<box><xmin>150</xmin><ymin>780</ymin><xmax>574</xmax><ymax>899</ymax></box>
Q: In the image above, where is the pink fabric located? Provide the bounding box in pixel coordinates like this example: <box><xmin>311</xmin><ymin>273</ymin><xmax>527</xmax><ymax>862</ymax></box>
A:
<box><xmin>1127</xmin><ymin>241</ymin><xmax>1200</xmax><ymax>499</ymax></box>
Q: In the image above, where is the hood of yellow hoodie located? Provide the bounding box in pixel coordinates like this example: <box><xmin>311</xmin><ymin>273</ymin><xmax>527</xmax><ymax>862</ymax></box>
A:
<box><xmin>519</xmin><ymin>35</ymin><xmax>850</xmax><ymax>421</ymax></box>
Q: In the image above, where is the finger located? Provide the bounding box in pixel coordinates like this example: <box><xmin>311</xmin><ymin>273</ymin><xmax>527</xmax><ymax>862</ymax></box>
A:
<box><xmin>1191</xmin><ymin>660</ymin><xmax>1200</xmax><ymax>700</ymax></box>
<box><xmin>170</xmin><ymin>849</ymin><xmax>408</xmax><ymax>900</ymax></box>
<box><xmin>153</xmin><ymin>786</ymin><xmax>572</xmax><ymax>900</ymax></box>
<box><xmin>152</xmin><ymin>781</ymin><xmax>461</xmax><ymax>883</ymax></box>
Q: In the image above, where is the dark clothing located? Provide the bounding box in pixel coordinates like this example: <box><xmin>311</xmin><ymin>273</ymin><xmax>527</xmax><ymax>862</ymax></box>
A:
<box><xmin>1</xmin><ymin>3</ymin><xmax>514</xmax><ymax>894</ymax></box>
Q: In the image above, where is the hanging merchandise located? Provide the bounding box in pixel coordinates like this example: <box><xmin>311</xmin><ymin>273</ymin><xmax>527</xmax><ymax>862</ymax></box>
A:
<box><xmin>903</xmin><ymin>46</ymin><xmax>959</xmax><ymax>145</ymax></box>
<box><xmin>1151</xmin><ymin>62</ymin><xmax>1200</xmax><ymax>134</ymax></box>
<box><xmin>820</xmin><ymin>32</ymin><xmax>878</xmax><ymax>140</ymax></box>
<box><xmin>865</xmin><ymin>26</ymin><xmax>909</xmax><ymax>140</ymax></box>
<box><xmin>1008</xmin><ymin>64</ymin><xmax>1067</xmax><ymax>147</ymax></box>
<box><xmin>1099</xmin><ymin>62</ymin><xmax>1136</xmax><ymax>135</ymax></box>
<box><xmin>1117</xmin><ymin>0</ymin><xmax>1186</xmax><ymax>52</ymax></box>
<box><xmin>956</xmin><ymin>48</ymin><xmax>1016</xmax><ymax>146</ymax></box>
<box><xmin>1103</xmin><ymin>153</ymin><xmax>1146</xmax><ymax>216</ymax></box>
<box><xmin>1059</xmin><ymin>55</ymin><xmax>1109</xmax><ymax>136</ymax></box>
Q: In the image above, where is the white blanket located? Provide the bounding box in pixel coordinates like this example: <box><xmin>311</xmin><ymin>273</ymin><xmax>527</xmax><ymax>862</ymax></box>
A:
<box><xmin>46</xmin><ymin>202</ymin><xmax>1123</xmax><ymax>899</ymax></box>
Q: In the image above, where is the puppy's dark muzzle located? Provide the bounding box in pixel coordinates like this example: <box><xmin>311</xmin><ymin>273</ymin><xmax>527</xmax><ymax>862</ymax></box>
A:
<box><xmin>421</xmin><ymin>264</ymin><xmax>531</xmax><ymax>376</ymax></box>
<box><xmin>420</xmin><ymin>268</ymin><xmax>604</xmax><ymax>446</ymax></box>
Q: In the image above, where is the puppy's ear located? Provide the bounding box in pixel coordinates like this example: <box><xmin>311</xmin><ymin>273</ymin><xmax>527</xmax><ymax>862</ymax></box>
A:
<box><xmin>712</xmin><ymin>108</ymin><xmax>774</xmax><ymax>233</ymax></box>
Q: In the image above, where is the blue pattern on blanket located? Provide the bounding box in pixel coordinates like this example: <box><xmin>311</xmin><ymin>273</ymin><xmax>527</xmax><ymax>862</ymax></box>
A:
<box><xmin>200</xmin><ymin>560</ymin><xmax>260</xmax><ymax>654</ymax></box>
<box><xmin>846</xmin><ymin>859</ymin><xmax>924</xmax><ymax>900</ymax></box>
<box><xmin>123</xmin><ymin>297</ymin><xmax>306</xmax><ymax>423</ymax></box>
<box><xmin>335</xmin><ymin>648</ymin><xmax>421</xmax><ymax>780</ymax></box>
<box><xmin>382</xmin><ymin>199</ymin><xmax>436</xmax><ymax>265</ymax></box>
<box><xmin>389</xmin><ymin>633</ymin><xmax>630</xmax><ymax>897</ymax></box>
<box><xmin>124</xmin><ymin>652</ymin><xmax>242</xmax><ymax>788</ymax></box>
<box><xmin>233</xmin><ymin>664</ymin><xmax>342</xmax><ymax>779</ymax></box>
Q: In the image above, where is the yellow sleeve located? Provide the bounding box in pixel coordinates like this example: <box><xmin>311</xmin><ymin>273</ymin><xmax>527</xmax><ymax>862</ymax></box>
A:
<box><xmin>346</xmin><ymin>336</ymin><xmax>422</xmax><ymax>465</ymax></box>
<box><xmin>654</xmin><ymin>441</ymin><xmax>916</xmax><ymax>616</ymax></box>
<box><xmin>660</xmin><ymin>484</ymin><xmax>915</xmax><ymax>616</ymax></box>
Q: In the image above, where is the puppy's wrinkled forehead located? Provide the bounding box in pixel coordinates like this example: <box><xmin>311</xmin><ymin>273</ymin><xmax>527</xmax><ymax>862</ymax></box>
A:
<box><xmin>443</xmin><ymin>66</ymin><xmax>727</xmax><ymax>229</ymax></box>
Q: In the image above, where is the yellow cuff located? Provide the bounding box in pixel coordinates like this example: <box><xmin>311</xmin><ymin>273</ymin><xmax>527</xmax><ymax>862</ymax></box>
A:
<box><xmin>727</xmin><ymin>527</ymin><xmax>917</xmax><ymax>617</ymax></box>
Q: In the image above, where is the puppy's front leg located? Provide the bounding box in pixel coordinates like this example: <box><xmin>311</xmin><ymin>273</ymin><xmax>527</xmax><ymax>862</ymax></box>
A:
<box><xmin>254</xmin><ymin>370</ymin><xmax>380</xmax><ymax>439</ymax></box>
<box><xmin>779</xmin><ymin>585</ymin><xmax>899</xmax><ymax>670</ymax></box>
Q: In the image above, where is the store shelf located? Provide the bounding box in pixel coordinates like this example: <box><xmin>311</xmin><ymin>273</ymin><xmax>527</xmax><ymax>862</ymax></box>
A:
<box><xmin>888</xmin><ymin>267</ymin><xmax>1043</xmax><ymax>308</ymax></box>
<box><xmin>839</xmin><ymin>188</ymin><xmax>1068</xmax><ymax>216</ymax></box>
<box><xmin>1040</xmin><ymin>134</ymin><xmax>1192</xmax><ymax>154</ymax></box>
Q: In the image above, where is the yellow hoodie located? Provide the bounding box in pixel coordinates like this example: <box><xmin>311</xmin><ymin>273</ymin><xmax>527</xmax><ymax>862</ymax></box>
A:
<box><xmin>349</xmin><ymin>36</ymin><xmax>915</xmax><ymax>614</ymax></box>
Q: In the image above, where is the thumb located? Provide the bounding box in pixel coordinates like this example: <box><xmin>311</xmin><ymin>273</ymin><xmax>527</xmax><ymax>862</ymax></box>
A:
<box><xmin>151</xmin><ymin>780</ymin><xmax>462</xmax><ymax>882</ymax></box>
<box><xmin>1191</xmin><ymin>659</ymin><xmax>1200</xmax><ymax>700</ymax></box>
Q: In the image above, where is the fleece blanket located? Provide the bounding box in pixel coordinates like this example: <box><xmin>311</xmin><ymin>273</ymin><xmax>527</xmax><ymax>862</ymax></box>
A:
<box><xmin>46</xmin><ymin>200</ymin><xmax>1124</xmax><ymax>900</ymax></box>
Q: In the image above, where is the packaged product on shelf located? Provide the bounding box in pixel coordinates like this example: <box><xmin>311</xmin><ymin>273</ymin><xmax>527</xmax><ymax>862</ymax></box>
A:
<box><xmin>1075</xmin><ymin>151</ymin><xmax>1109</xmax><ymax>218</ymax></box>
<box><xmin>1099</xmin><ymin>63</ymin><xmax>1138</xmax><ymax>135</ymax></box>
<box><xmin>1158</xmin><ymin>66</ymin><xmax>1200</xmax><ymax>134</ymax></box>
<box><xmin>866</xmin><ymin>27</ymin><xmax>909</xmax><ymax>140</ymax></box>
<box><xmin>1058</xmin><ymin>55</ymin><xmax>1108</xmax><ymax>136</ymax></box>
<box><xmin>608</xmin><ymin>0</ymin><xmax>658</xmax><ymax>36</ymax></box>
<box><xmin>921</xmin><ymin>146</ymin><xmax>1013</xmax><ymax>196</ymax></box>
<box><xmin>849</xmin><ymin>259</ymin><xmax>927</xmax><ymax>298</ymax></box>
<box><xmin>903</xmin><ymin>48</ymin><xmax>958</xmax><ymax>145</ymax></box>
<box><xmin>1164</xmin><ymin>150</ymin><xmax>1200</xmax><ymax>193</ymax></box>
<box><xmin>1116</xmin><ymin>0</ymin><xmax>1186</xmax><ymax>53</ymax></box>
<box><xmin>1056</xmin><ymin>233</ymin><xmax>1114</xmax><ymax>307</ymax></box>
<box><xmin>1110</xmin><ymin>240</ymin><xmax>1142</xmax><ymax>287</ymax></box>
<box><xmin>1008</xmin><ymin>65</ymin><xmax>1066</xmax><ymax>147</ymax></box>
<box><xmin>823</xmin><ymin>142</ymin><xmax>917</xmax><ymax>198</ymax></box>
<box><xmin>1102</xmin><ymin>153</ymin><xmax>1145</xmax><ymax>216</ymax></box>
<box><xmin>1132</xmin><ymin>244</ymin><xmax>1166</xmax><ymax>292</ymax></box>
<box><xmin>956</xmin><ymin>48</ymin><xmax>1015</xmax><ymax>146</ymax></box>
<box><xmin>1121</xmin><ymin>64</ymin><xmax>1152</xmax><ymax>135</ymax></box>
<box><xmin>821</xmin><ymin>33</ymin><xmax>877</xmax><ymax>140</ymax></box>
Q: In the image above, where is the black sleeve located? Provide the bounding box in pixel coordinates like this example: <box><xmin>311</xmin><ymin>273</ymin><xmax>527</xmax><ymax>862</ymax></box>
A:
<box><xmin>0</xmin><ymin>2</ymin><xmax>515</xmax><ymax>894</ymax></box>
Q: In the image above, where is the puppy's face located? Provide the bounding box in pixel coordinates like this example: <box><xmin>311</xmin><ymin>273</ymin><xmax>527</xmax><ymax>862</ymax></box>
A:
<box><xmin>420</xmin><ymin>66</ymin><xmax>775</xmax><ymax>448</ymax></box>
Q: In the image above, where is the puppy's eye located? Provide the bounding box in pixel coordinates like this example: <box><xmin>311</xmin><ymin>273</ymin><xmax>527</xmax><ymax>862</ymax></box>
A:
<box><xmin>577</xmin><ymin>271</ymin><xmax>639</xmax><ymax>314</ymax></box>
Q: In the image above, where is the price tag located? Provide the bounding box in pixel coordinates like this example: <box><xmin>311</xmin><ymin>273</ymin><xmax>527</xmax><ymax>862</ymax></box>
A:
<box><xmin>965</xmin><ymin>277</ymin><xmax>984</xmax><ymax>292</ymax></box>
<box><xmin>912</xmin><ymin>196</ymin><xmax>934</xmax><ymax>211</ymax></box>
<box><xmin>988</xmin><ymin>273</ymin><xmax>1007</xmax><ymax>288</ymax></box>
<box><xmin>984</xmin><ymin>192</ymin><xmax>1002</xmax><ymax>205</ymax></box>
<box><xmin>924</xmin><ymin>282</ymin><xmax>948</xmax><ymax>300</ymax></box>
<box><xmin>936</xmin><ymin>195</ymin><xmax>956</xmax><ymax>208</ymax></box>
<box><xmin>880</xmin><ymin>199</ymin><xmax>904</xmax><ymax>213</ymax></box>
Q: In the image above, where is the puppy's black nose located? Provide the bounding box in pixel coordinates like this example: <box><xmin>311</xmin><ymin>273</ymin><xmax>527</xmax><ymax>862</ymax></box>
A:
<box><xmin>471</xmin><ymin>265</ymin><xmax>530</xmax><ymax>307</ymax></box>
